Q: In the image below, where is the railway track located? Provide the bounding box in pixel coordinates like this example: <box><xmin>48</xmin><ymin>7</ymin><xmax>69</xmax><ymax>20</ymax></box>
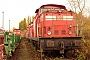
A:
<box><xmin>9</xmin><ymin>38</ymin><xmax>76</xmax><ymax>60</ymax></box>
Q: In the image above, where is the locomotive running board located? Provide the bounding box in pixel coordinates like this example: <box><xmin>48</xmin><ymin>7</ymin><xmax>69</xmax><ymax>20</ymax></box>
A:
<box><xmin>39</xmin><ymin>36</ymin><xmax>82</xmax><ymax>39</ymax></box>
<box><xmin>38</xmin><ymin>36</ymin><xmax>82</xmax><ymax>51</ymax></box>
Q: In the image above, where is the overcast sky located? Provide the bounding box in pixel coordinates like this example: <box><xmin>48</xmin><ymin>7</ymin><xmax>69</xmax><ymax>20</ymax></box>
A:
<box><xmin>0</xmin><ymin>0</ymin><xmax>89</xmax><ymax>30</ymax></box>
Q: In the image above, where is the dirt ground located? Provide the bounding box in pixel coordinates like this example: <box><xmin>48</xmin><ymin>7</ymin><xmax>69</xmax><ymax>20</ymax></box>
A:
<box><xmin>9</xmin><ymin>38</ymin><xmax>39</xmax><ymax>60</ymax></box>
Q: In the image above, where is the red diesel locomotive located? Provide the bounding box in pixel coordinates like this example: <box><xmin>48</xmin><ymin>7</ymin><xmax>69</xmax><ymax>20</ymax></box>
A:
<box><xmin>26</xmin><ymin>4</ymin><xmax>82</xmax><ymax>56</ymax></box>
<box><xmin>13</xmin><ymin>29</ymin><xmax>22</xmax><ymax>37</ymax></box>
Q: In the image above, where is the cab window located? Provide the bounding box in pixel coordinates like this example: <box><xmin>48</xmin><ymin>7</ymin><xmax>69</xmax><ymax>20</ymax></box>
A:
<box><xmin>40</xmin><ymin>8</ymin><xmax>50</xmax><ymax>14</ymax></box>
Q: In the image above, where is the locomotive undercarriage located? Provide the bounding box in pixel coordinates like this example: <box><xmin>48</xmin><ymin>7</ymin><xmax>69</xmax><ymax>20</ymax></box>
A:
<box><xmin>39</xmin><ymin>37</ymin><xmax>81</xmax><ymax>51</ymax></box>
<box><xmin>30</xmin><ymin>37</ymin><xmax>82</xmax><ymax>58</ymax></box>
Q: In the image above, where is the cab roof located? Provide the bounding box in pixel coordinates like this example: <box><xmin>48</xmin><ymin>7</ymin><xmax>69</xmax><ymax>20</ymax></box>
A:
<box><xmin>35</xmin><ymin>4</ymin><xmax>66</xmax><ymax>13</ymax></box>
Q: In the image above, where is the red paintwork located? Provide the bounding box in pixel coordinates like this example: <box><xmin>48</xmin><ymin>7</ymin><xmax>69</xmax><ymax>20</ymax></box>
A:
<box><xmin>0</xmin><ymin>29</ymin><xmax>5</xmax><ymax>59</ymax></box>
<box><xmin>26</xmin><ymin>23</ymin><xmax>34</xmax><ymax>38</ymax></box>
<box><xmin>27</xmin><ymin>4</ymin><xmax>76</xmax><ymax>38</ymax></box>
<box><xmin>41</xmin><ymin>12</ymin><xmax>75</xmax><ymax>37</ymax></box>
<box><xmin>34</xmin><ymin>4</ymin><xmax>75</xmax><ymax>38</ymax></box>
<box><xmin>13</xmin><ymin>29</ymin><xmax>22</xmax><ymax>36</ymax></box>
<box><xmin>26</xmin><ymin>25</ymin><xmax>31</xmax><ymax>38</ymax></box>
<box><xmin>32</xmin><ymin>23</ymin><xmax>34</xmax><ymax>37</ymax></box>
<box><xmin>0</xmin><ymin>35</ymin><xmax>4</xmax><ymax>60</ymax></box>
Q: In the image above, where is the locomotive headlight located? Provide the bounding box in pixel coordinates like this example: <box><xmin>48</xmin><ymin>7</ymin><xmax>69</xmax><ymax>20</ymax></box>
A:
<box><xmin>47</xmin><ymin>31</ymin><xmax>51</xmax><ymax>35</ymax></box>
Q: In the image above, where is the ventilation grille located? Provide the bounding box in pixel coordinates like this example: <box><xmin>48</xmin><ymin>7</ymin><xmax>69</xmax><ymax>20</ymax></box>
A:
<box><xmin>62</xmin><ymin>30</ymin><xmax>66</xmax><ymax>35</ymax></box>
<box><xmin>54</xmin><ymin>30</ymin><xmax>58</xmax><ymax>35</ymax></box>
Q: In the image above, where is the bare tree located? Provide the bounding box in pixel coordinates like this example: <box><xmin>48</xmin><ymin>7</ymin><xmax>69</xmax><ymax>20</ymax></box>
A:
<box><xmin>68</xmin><ymin>0</ymin><xmax>86</xmax><ymax>13</ymax></box>
<box><xmin>84</xmin><ymin>7</ymin><xmax>90</xmax><ymax>17</ymax></box>
<box><xmin>77</xmin><ymin>0</ymin><xmax>86</xmax><ymax>13</ymax></box>
<box><xmin>68</xmin><ymin>0</ymin><xmax>86</xmax><ymax>36</ymax></box>
<box><xmin>68</xmin><ymin>0</ymin><xmax>78</xmax><ymax>13</ymax></box>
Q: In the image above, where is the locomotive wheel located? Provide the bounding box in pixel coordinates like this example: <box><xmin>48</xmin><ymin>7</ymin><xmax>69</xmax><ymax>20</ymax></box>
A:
<box><xmin>65</xmin><ymin>50</ymin><xmax>75</xmax><ymax>58</ymax></box>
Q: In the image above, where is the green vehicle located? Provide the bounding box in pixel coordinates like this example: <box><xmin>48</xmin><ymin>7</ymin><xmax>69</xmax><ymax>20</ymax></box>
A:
<box><xmin>4</xmin><ymin>31</ymin><xmax>21</xmax><ymax>58</ymax></box>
